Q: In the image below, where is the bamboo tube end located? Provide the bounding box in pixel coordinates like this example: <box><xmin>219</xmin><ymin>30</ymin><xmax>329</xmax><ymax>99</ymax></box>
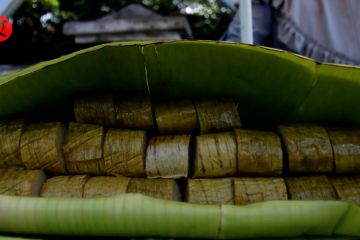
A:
<box><xmin>20</xmin><ymin>122</ymin><xmax>66</xmax><ymax>174</ymax></box>
<box><xmin>187</xmin><ymin>178</ymin><xmax>234</xmax><ymax>205</ymax></box>
<box><xmin>103</xmin><ymin>129</ymin><xmax>146</xmax><ymax>177</ymax></box>
<box><xmin>193</xmin><ymin>132</ymin><xmax>237</xmax><ymax>177</ymax></box>
<box><xmin>64</xmin><ymin>123</ymin><xmax>104</xmax><ymax>175</ymax></box>
<box><xmin>279</xmin><ymin>125</ymin><xmax>333</xmax><ymax>173</ymax></box>
<box><xmin>235</xmin><ymin>129</ymin><xmax>283</xmax><ymax>176</ymax></box>
<box><xmin>40</xmin><ymin>175</ymin><xmax>89</xmax><ymax>198</ymax></box>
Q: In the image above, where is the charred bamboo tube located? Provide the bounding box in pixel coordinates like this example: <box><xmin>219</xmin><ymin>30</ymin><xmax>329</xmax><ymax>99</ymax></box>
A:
<box><xmin>0</xmin><ymin>169</ymin><xmax>46</xmax><ymax>196</ymax></box>
<box><xmin>330</xmin><ymin>176</ymin><xmax>360</xmax><ymax>205</ymax></box>
<box><xmin>127</xmin><ymin>178</ymin><xmax>181</xmax><ymax>201</ymax></box>
<box><xmin>195</xmin><ymin>99</ymin><xmax>241</xmax><ymax>134</ymax></box>
<box><xmin>63</xmin><ymin>123</ymin><xmax>105</xmax><ymax>175</ymax></box>
<box><xmin>278</xmin><ymin>125</ymin><xmax>333</xmax><ymax>173</ymax></box>
<box><xmin>187</xmin><ymin>178</ymin><xmax>234</xmax><ymax>205</ymax></box>
<box><xmin>145</xmin><ymin>135</ymin><xmax>191</xmax><ymax>178</ymax></box>
<box><xmin>286</xmin><ymin>175</ymin><xmax>337</xmax><ymax>200</ymax></box>
<box><xmin>115</xmin><ymin>97</ymin><xmax>154</xmax><ymax>129</ymax></box>
<box><xmin>74</xmin><ymin>94</ymin><xmax>116</xmax><ymax>127</ymax></box>
<box><xmin>327</xmin><ymin>128</ymin><xmax>360</xmax><ymax>174</ymax></box>
<box><xmin>235</xmin><ymin>129</ymin><xmax>282</xmax><ymax>176</ymax></box>
<box><xmin>0</xmin><ymin>120</ymin><xmax>25</xmax><ymax>167</ymax></box>
<box><xmin>233</xmin><ymin>178</ymin><xmax>287</xmax><ymax>205</ymax></box>
<box><xmin>20</xmin><ymin>122</ymin><xmax>66</xmax><ymax>174</ymax></box>
<box><xmin>83</xmin><ymin>176</ymin><xmax>130</xmax><ymax>198</ymax></box>
<box><xmin>193</xmin><ymin>132</ymin><xmax>237</xmax><ymax>177</ymax></box>
<box><xmin>154</xmin><ymin>100</ymin><xmax>197</xmax><ymax>134</ymax></box>
<box><xmin>40</xmin><ymin>175</ymin><xmax>89</xmax><ymax>198</ymax></box>
<box><xmin>103</xmin><ymin>129</ymin><xmax>146</xmax><ymax>176</ymax></box>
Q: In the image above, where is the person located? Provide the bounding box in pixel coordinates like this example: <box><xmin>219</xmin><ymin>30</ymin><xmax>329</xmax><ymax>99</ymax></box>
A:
<box><xmin>222</xmin><ymin>0</ymin><xmax>360</xmax><ymax>65</ymax></box>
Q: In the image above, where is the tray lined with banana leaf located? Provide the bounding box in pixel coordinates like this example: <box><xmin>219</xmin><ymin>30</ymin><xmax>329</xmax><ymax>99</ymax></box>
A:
<box><xmin>0</xmin><ymin>40</ymin><xmax>360</xmax><ymax>239</ymax></box>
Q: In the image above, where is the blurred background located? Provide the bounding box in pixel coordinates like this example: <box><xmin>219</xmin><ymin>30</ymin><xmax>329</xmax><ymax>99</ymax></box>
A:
<box><xmin>1</xmin><ymin>0</ymin><xmax>359</xmax><ymax>76</ymax></box>
<box><xmin>0</xmin><ymin>0</ymin><xmax>233</xmax><ymax>65</ymax></box>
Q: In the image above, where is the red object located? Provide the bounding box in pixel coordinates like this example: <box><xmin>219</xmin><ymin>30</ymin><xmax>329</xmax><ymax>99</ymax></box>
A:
<box><xmin>0</xmin><ymin>16</ymin><xmax>12</xmax><ymax>42</ymax></box>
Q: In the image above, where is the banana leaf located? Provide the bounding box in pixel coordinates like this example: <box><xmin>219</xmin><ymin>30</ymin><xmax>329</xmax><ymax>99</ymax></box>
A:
<box><xmin>0</xmin><ymin>40</ymin><xmax>360</xmax><ymax>239</ymax></box>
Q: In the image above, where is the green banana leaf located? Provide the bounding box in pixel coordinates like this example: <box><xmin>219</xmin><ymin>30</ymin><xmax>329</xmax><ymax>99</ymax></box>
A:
<box><xmin>0</xmin><ymin>40</ymin><xmax>360</xmax><ymax>239</ymax></box>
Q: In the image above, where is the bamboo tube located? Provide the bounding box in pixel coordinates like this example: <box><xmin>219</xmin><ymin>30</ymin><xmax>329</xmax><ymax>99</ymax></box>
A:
<box><xmin>0</xmin><ymin>120</ymin><xmax>25</xmax><ymax>167</ymax></box>
<box><xmin>115</xmin><ymin>97</ymin><xmax>154</xmax><ymax>129</ymax></box>
<box><xmin>154</xmin><ymin>100</ymin><xmax>197</xmax><ymax>134</ymax></box>
<box><xmin>235</xmin><ymin>129</ymin><xmax>282</xmax><ymax>176</ymax></box>
<box><xmin>127</xmin><ymin>178</ymin><xmax>181</xmax><ymax>201</ymax></box>
<box><xmin>233</xmin><ymin>178</ymin><xmax>287</xmax><ymax>205</ymax></box>
<box><xmin>40</xmin><ymin>175</ymin><xmax>89</xmax><ymax>198</ymax></box>
<box><xmin>63</xmin><ymin>123</ymin><xmax>105</xmax><ymax>175</ymax></box>
<box><xmin>83</xmin><ymin>176</ymin><xmax>130</xmax><ymax>198</ymax></box>
<box><xmin>286</xmin><ymin>175</ymin><xmax>337</xmax><ymax>200</ymax></box>
<box><xmin>0</xmin><ymin>169</ymin><xmax>46</xmax><ymax>196</ymax></box>
<box><xmin>193</xmin><ymin>132</ymin><xmax>237</xmax><ymax>177</ymax></box>
<box><xmin>330</xmin><ymin>176</ymin><xmax>360</xmax><ymax>205</ymax></box>
<box><xmin>278</xmin><ymin>125</ymin><xmax>333</xmax><ymax>173</ymax></box>
<box><xmin>103</xmin><ymin>129</ymin><xmax>146</xmax><ymax>176</ymax></box>
<box><xmin>327</xmin><ymin>128</ymin><xmax>360</xmax><ymax>174</ymax></box>
<box><xmin>145</xmin><ymin>135</ymin><xmax>191</xmax><ymax>178</ymax></box>
<box><xmin>195</xmin><ymin>99</ymin><xmax>241</xmax><ymax>134</ymax></box>
<box><xmin>74</xmin><ymin>94</ymin><xmax>116</xmax><ymax>127</ymax></box>
<box><xmin>20</xmin><ymin>122</ymin><xmax>66</xmax><ymax>174</ymax></box>
<box><xmin>187</xmin><ymin>178</ymin><xmax>234</xmax><ymax>205</ymax></box>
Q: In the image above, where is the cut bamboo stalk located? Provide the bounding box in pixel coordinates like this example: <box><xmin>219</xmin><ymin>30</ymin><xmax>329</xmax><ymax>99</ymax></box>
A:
<box><xmin>0</xmin><ymin>120</ymin><xmax>25</xmax><ymax>167</ymax></box>
<box><xmin>103</xmin><ymin>129</ymin><xmax>146</xmax><ymax>176</ymax></box>
<box><xmin>63</xmin><ymin>123</ymin><xmax>105</xmax><ymax>175</ymax></box>
<box><xmin>195</xmin><ymin>99</ymin><xmax>241</xmax><ymax>134</ymax></box>
<box><xmin>286</xmin><ymin>175</ymin><xmax>337</xmax><ymax>200</ymax></box>
<box><xmin>327</xmin><ymin>128</ymin><xmax>360</xmax><ymax>174</ymax></box>
<box><xmin>235</xmin><ymin>129</ymin><xmax>282</xmax><ymax>176</ymax></box>
<box><xmin>20</xmin><ymin>122</ymin><xmax>66</xmax><ymax>174</ymax></box>
<box><xmin>83</xmin><ymin>176</ymin><xmax>130</xmax><ymax>198</ymax></box>
<box><xmin>154</xmin><ymin>100</ymin><xmax>197</xmax><ymax>134</ymax></box>
<box><xmin>279</xmin><ymin>125</ymin><xmax>333</xmax><ymax>173</ymax></box>
<box><xmin>193</xmin><ymin>132</ymin><xmax>237</xmax><ymax>177</ymax></box>
<box><xmin>330</xmin><ymin>176</ymin><xmax>360</xmax><ymax>205</ymax></box>
<box><xmin>233</xmin><ymin>178</ymin><xmax>287</xmax><ymax>205</ymax></box>
<box><xmin>187</xmin><ymin>178</ymin><xmax>234</xmax><ymax>205</ymax></box>
<box><xmin>127</xmin><ymin>178</ymin><xmax>181</xmax><ymax>201</ymax></box>
<box><xmin>145</xmin><ymin>135</ymin><xmax>191</xmax><ymax>178</ymax></box>
<box><xmin>40</xmin><ymin>175</ymin><xmax>89</xmax><ymax>198</ymax></box>
<box><xmin>0</xmin><ymin>169</ymin><xmax>46</xmax><ymax>196</ymax></box>
<box><xmin>74</xmin><ymin>94</ymin><xmax>116</xmax><ymax>127</ymax></box>
<box><xmin>115</xmin><ymin>96</ymin><xmax>154</xmax><ymax>129</ymax></box>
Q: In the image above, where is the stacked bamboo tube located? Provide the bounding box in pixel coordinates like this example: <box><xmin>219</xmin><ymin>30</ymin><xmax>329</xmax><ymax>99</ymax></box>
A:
<box><xmin>0</xmin><ymin>95</ymin><xmax>360</xmax><ymax>205</ymax></box>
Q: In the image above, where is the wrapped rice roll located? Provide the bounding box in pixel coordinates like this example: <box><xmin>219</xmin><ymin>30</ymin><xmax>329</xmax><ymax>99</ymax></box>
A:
<box><xmin>279</xmin><ymin>125</ymin><xmax>333</xmax><ymax>173</ymax></box>
<box><xmin>286</xmin><ymin>175</ymin><xmax>337</xmax><ymax>200</ymax></box>
<box><xmin>103</xmin><ymin>129</ymin><xmax>146</xmax><ymax>176</ymax></box>
<box><xmin>0</xmin><ymin>169</ymin><xmax>46</xmax><ymax>196</ymax></box>
<box><xmin>193</xmin><ymin>132</ymin><xmax>237</xmax><ymax>177</ymax></box>
<box><xmin>127</xmin><ymin>178</ymin><xmax>181</xmax><ymax>201</ymax></box>
<box><xmin>74</xmin><ymin>94</ymin><xmax>116</xmax><ymax>127</ymax></box>
<box><xmin>195</xmin><ymin>99</ymin><xmax>241</xmax><ymax>134</ymax></box>
<box><xmin>330</xmin><ymin>176</ymin><xmax>360</xmax><ymax>205</ymax></box>
<box><xmin>327</xmin><ymin>129</ymin><xmax>360</xmax><ymax>174</ymax></box>
<box><xmin>235</xmin><ymin>129</ymin><xmax>282</xmax><ymax>176</ymax></box>
<box><xmin>154</xmin><ymin>100</ymin><xmax>197</xmax><ymax>134</ymax></box>
<box><xmin>40</xmin><ymin>175</ymin><xmax>89</xmax><ymax>198</ymax></box>
<box><xmin>20</xmin><ymin>122</ymin><xmax>66</xmax><ymax>174</ymax></box>
<box><xmin>146</xmin><ymin>135</ymin><xmax>191</xmax><ymax>178</ymax></box>
<box><xmin>187</xmin><ymin>178</ymin><xmax>233</xmax><ymax>205</ymax></box>
<box><xmin>115</xmin><ymin>97</ymin><xmax>154</xmax><ymax>129</ymax></box>
<box><xmin>63</xmin><ymin>123</ymin><xmax>105</xmax><ymax>175</ymax></box>
<box><xmin>233</xmin><ymin>178</ymin><xmax>287</xmax><ymax>205</ymax></box>
<box><xmin>0</xmin><ymin>120</ymin><xmax>25</xmax><ymax>167</ymax></box>
<box><xmin>83</xmin><ymin>176</ymin><xmax>130</xmax><ymax>198</ymax></box>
